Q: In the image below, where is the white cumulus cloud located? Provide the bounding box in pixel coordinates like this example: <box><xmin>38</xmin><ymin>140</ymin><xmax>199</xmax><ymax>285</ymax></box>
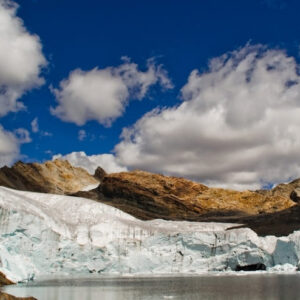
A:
<box><xmin>53</xmin><ymin>151</ymin><xmax>128</xmax><ymax>174</ymax></box>
<box><xmin>0</xmin><ymin>0</ymin><xmax>47</xmax><ymax>117</ymax></box>
<box><xmin>0</xmin><ymin>126</ymin><xmax>31</xmax><ymax>166</ymax></box>
<box><xmin>115</xmin><ymin>44</ymin><xmax>300</xmax><ymax>190</ymax></box>
<box><xmin>51</xmin><ymin>58</ymin><xmax>173</xmax><ymax>126</ymax></box>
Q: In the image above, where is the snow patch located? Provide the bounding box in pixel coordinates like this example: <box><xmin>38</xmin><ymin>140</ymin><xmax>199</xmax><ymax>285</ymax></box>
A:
<box><xmin>80</xmin><ymin>183</ymin><xmax>100</xmax><ymax>191</ymax></box>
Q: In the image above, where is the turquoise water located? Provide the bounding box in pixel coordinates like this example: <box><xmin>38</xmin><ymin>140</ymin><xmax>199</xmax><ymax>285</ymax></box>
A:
<box><xmin>3</xmin><ymin>273</ymin><xmax>300</xmax><ymax>300</ymax></box>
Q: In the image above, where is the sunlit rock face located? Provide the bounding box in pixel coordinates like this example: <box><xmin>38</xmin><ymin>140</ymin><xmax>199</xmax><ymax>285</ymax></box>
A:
<box><xmin>0</xmin><ymin>160</ymin><xmax>99</xmax><ymax>194</ymax></box>
<box><xmin>96</xmin><ymin>170</ymin><xmax>295</xmax><ymax>220</ymax></box>
<box><xmin>0</xmin><ymin>187</ymin><xmax>300</xmax><ymax>283</ymax></box>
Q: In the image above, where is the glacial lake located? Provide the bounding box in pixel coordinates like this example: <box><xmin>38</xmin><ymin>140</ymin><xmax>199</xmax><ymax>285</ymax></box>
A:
<box><xmin>3</xmin><ymin>273</ymin><xmax>300</xmax><ymax>300</ymax></box>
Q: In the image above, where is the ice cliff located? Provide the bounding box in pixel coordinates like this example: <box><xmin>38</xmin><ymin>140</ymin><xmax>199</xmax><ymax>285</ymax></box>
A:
<box><xmin>0</xmin><ymin>186</ymin><xmax>299</xmax><ymax>282</ymax></box>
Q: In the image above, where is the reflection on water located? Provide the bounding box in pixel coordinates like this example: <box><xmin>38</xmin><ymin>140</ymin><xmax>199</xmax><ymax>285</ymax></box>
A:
<box><xmin>3</xmin><ymin>273</ymin><xmax>300</xmax><ymax>300</ymax></box>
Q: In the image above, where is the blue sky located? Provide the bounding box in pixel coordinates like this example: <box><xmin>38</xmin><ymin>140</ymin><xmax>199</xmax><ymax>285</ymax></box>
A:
<box><xmin>1</xmin><ymin>0</ymin><xmax>300</xmax><ymax>189</ymax></box>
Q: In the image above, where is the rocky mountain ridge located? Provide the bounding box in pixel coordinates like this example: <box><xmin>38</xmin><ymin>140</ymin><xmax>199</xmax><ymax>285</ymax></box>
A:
<box><xmin>1</xmin><ymin>160</ymin><xmax>300</xmax><ymax>236</ymax></box>
<box><xmin>100</xmin><ymin>170</ymin><xmax>295</xmax><ymax>218</ymax></box>
<box><xmin>0</xmin><ymin>160</ymin><xmax>98</xmax><ymax>195</ymax></box>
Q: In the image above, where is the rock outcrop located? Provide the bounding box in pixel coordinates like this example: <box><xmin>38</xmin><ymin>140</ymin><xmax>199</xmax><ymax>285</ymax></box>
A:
<box><xmin>0</xmin><ymin>293</ymin><xmax>37</xmax><ymax>300</ymax></box>
<box><xmin>290</xmin><ymin>187</ymin><xmax>300</xmax><ymax>203</ymax></box>
<box><xmin>0</xmin><ymin>272</ymin><xmax>13</xmax><ymax>286</ymax></box>
<box><xmin>0</xmin><ymin>160</ymin><xmax>99</xmax><ymax>194</ymax></box>
<box><xmin>93</xmin><ymin>166</ymin><xmax>107</xmax><ymax>181</ymax></box>
<box><xmin>0</xmin><ymin>272</ymin><xmax>36</xmax><ymax>300</ymax></box>
<box><xmin>75</xmin><ymin>170</ymin><xmax>295</xmax><ymax>221</ymax></box>
<box><xmin>228</xmin><ymin>204</ymin><xmax>300</xmax><ymax>237</ymax></box>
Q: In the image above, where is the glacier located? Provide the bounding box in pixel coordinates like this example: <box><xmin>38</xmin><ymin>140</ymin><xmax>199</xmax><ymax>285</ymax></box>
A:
<box><xmin>0</xmin><ymin>186</ymin><xmax>300</xmax><ymax>282</ymax></box>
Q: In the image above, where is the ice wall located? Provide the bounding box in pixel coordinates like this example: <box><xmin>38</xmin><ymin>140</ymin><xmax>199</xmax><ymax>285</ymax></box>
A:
<box><xmin>0</xmin><ymin>186</ymin><xmax>299</xmax><ymax>282</ymax></box>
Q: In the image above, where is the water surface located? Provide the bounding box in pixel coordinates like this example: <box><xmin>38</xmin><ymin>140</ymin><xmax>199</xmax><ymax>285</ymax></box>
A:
<box><xmin>3</xmin><ymin>273</ymin><xmax>300</xmax><ymax>300</ymax></box>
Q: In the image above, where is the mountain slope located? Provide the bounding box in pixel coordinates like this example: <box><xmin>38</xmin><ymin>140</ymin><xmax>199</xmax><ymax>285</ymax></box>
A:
<box><xmin>226</xmin><ymin>205</ymin><xmax>300</xmax><ymax>237</ymax></box>
<box><xmin>1</xmin><ymin>160</ymin><xmax>300</xmax><ymax>237</ymax></box>
<box><xmin>0</xmin><ymin>160</ymin><xmax>99</xmax><ymax>194</ymax></box>
<box><xmin>75</xmin><ymin>170</ymin><xmax>295</xmax><ymax>221</ymax></box>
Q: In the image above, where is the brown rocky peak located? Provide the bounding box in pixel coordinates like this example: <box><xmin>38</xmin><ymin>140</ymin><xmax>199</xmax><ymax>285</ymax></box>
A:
<box><xmin>0</xmin><ymin>159</ymin><xmax>99</xmax><ymax>194</ymax></box>
<box><xmin>94</xmin><ymin>166</ymin><xmax>107</xmax><ymax>181</ymax></box>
